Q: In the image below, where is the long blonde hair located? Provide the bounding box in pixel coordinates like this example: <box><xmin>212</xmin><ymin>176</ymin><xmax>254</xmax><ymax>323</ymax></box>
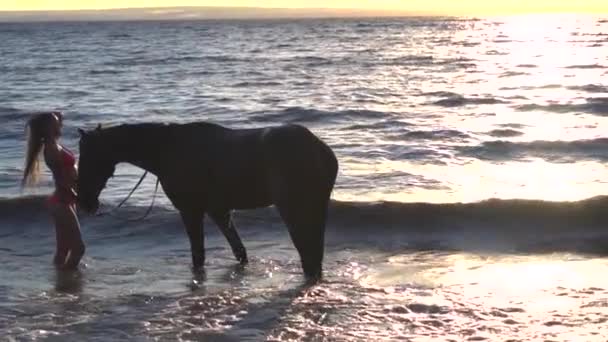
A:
<box><xmin>22</xmin><ymin>112</ymin><xmax>57</xmax><ymax>187</ymax></box>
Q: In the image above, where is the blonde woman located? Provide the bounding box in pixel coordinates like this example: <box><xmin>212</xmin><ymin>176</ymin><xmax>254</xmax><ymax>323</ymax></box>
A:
<box><xmin>22</xmin><ymin>111</ymin><xmax>84</xmax><ymax>269</ymax></box>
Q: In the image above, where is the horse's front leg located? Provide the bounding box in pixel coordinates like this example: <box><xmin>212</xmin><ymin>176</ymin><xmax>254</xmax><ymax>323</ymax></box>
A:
<box><xmin>180</xmin><ymin>210</ymin><xmax>205</xmax><ymax>270</ymax></box>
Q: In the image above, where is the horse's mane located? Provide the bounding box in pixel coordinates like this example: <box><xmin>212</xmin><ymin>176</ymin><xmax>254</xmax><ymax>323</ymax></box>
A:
<box><xmin>96</xmin><ymin>121</ymin><xmax>227</xmax><ymax>146</ymax></box>
<box><xmin>101</xmin><ymin>122</ymin><xmax>169</xmax><ymax>132</ymax></box>
<box><xmin>100</xmin><ymin>121</ymin><xmax>222</xmax><ymax>133</ymax></box>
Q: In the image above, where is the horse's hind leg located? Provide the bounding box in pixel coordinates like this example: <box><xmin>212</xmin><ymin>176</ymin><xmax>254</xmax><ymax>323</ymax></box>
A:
<box><xmin>209</xmin><ymin>211</ymin><xmax>248</xmax><ymax>265</ymax></box>
<box><xmin>180</xmin><ymin>210</ymin><xmax>205</xmax><ymax>270</ymax></box>
<box><xmin>275</xmin><ymin>197</ymin><xmax>328</xmax><ymax>281</ymax></box>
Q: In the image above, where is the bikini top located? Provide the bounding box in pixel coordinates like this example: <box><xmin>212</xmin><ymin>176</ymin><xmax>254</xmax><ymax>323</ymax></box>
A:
<box><xmin>60</xmin><ymin>145</ymin><xmax>76</xmax><ymax>169</ymax></box>
<box><xmin>61</xmin><ymin>146</ymin><xmax>76</xmax><ymax>170</ymax></box>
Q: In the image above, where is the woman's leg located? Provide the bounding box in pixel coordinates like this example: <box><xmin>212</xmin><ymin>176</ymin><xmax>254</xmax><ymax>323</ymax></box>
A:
<box><xmin>63</xmin><ymin>205</ymin><xmax>85</xmax><ymax>269</ymax></box>
<box><xmin>52</xmin><ymin>209</ymin><xmax>69</xmax><ymax>266</ymax></box>
<box><xmin>51</xmin><ymin>204</ymin><xmax>85</xmax><ymax>269</ymax></box>
<box><xmin>51</xmin><ymin>202</ymin><xmax>70</xmax><ymax>266</ymax></box>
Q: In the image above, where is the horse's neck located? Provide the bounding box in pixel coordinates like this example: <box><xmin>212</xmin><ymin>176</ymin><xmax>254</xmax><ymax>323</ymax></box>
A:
<box><xmin>110</xmin><ymin>125</ymin><xmax>166</xmax><ymax>176</ymax></box>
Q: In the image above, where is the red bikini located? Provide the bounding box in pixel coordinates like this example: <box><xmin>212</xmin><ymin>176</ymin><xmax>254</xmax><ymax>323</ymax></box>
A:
<box><xmin>48</xmin><ymin>146</ymin><xmax>77</xmax><ymax>206</ymax></box>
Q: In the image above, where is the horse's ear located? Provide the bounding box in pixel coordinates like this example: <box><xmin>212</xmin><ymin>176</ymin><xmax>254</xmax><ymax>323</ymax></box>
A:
<box><xmin>78</xmin><ymin>128</ymin><xmax>86</xmax><ymax>137</ymax></box>
<box><xmin>96</xmin><ymin>123</ymin><xmax>102</xmax><ymax>131</ymax></box>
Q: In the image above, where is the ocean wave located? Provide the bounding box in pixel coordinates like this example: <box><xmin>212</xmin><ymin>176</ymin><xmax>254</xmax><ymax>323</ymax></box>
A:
<box><xmin>89</xmin><ymin>69</ymin><xmax>124</xmax><ymax>75</ymax></box>
<box><xmin>330</xmin><ymin>196</ymin><xmax>608</xmax><ymax>229</ymax></box>
<box><xmin>347</xmin><ymin>145</ymin><xmax>451</xmax><ymax>164</ymax></box>
<box><xmin>492</xmin><ymin>39</ymin><xmax>514</xmax><ymax>43</ymax></box>
<box><xmin>64</xmin><ymin>90</ymin><xmax>91</xmax><ymax>97</ymax></box>
<box><xmin>248</xmin><ymin>107</ymin><xmax>389</xmax><ymax>125</ymax></box>
<box><xmin>434</xmin><ymin>57</ymin><xmax>477</xmax><ymax>69</ymax></box>
<box><xmin>515</xmin><ymin>97</ymin><xmax>608</xmax><ymax>116</ymax></box>
<box><xmin>386</xmin><ymin>129</ymin><xmax>471</xmax><ymax>141</ymax></box>
<box><xmin>3</xmin><ymin>195</ymin><xmax>608</xmax><ymax>229</ymax></box>
<box><xmin>365</xmin><ymin>171</ymin><xmax>446</xmax><ymax>190</ymax></box>
<box><xmin>0</xmin><ymin>195</ymin><xmax>48</xmax><ymax>222</ymax></box>
<box><xmin>382</xmin><ymin>55</ymin><xmax>434</xmax><ymax>66</ymax></box>
<box><xmin>497</xmin><ymin>123</ymin><xmax>527</xmax><ymax>129</ymax></box>
<box><xmin>431</xmin><ymin>38</ymin><xmax>452</xmax><ymax>44</ymax></box>
<box><xmin>584</xmin><ymin>32</ymin><xmax>608</xmax><ymax>37</ymax></box>
<box><xmin>431</xmin><ymin>95</ymin><xmax>507</xmax><ymax>107</ymax></box>
<box><xmin>107</xmin><ymin>33</ymin><xmax>132</xmax><ymax>39</ymax></box>
<box><xmin>564</xmin><ymin>64</ymin><xmax>607</xmax><ymax>69</ymax></box>
<box><xmin>499</xmin><ymin>71</ymin><xmax>530</xmax><ymax>78</ymax></box>
<box><xmin>568</xmin><ymin>39</ymin><xmax>594</xmax><ymax>43</ymax></box>
<box><xmin>4</xmin><ymin>196</ymin><xmax>608</xmax><ymax>254</ymax></box>
<box><xmin>231</xmin><ymin>81</ymin><xmax>283</xmax><ymax>88</ymax></box>
<box><xmin>0</xmin><ymin>107</ymin><xmax>26</xmax><ymax>118</ymax></box>
<box><xmin>516</xmin><ymin>64</ymin><xmax>538</xmax><ymax>68</ymax></box>
<box><xmin>288</xmin><ymin>56</ymin><xmax>333</xmax><ymax>67</ymax></box>
<box><xmin>421</xmin><ymin>91</ymin><xmax>459</xmax><ymax>98</ymax></box>
<box><xmin>102</xmin><ymin>57</ymin><xmax>162</xmax><ymax>67</ymax></box>
<box><xmin>454</xmin><ymin>41</ymin><xmax>481</xmax><ymax>47</ymax></box>
<box><xmin>102</xmin><ymin>55</ymin><xmax>237</xmax><ymax>67</ymax></box>
<box><xmin>342</xmin><ymin>120</ymin><xmax>412</xmax><ymax>131</ymax></box>
<box><xmin>505</xmin><ymin>95</ymin><xmax>528</xmax><ymax>100</ymax></box>
<box><xmin>458</xmin><ymin>138</ymin><xmax>608</xmax><ymax>163</ymax></box>
<box><xmin>0</xmin><ymin>65</ymin><xmax>64</xmax><ymax>73</ymax></box>
<box><xmin>486</xmin><ymin>50</ymin><xmax>509</xmax><ymax>56</ymax></box>
<box><xmin>567</xmin><ymin>84</ymin><xmax>608</xmax><ymax>93</ymax></box>
<box><xmin>536</xmin><ymin>84</ymin><xmax>565</xmax><ymax>89</ymax></box>
<box><xmin>486</xmin><ymin>129</ymin><xmax>524</xmax><ymax>138</ymax></box>
<box><xmin>330</xmin><ymin>197</ymin><xmax>608</xmax><ymax>254</ymax></box>
<box><xmin>499</xmin><ymin>84</ymin><xmax>562</xmax><ymax>91</ymax></box>
<box><xmin>272</xmin><ymin>43</ymin><xmax>293</xmax><ymax>49</ymax></box>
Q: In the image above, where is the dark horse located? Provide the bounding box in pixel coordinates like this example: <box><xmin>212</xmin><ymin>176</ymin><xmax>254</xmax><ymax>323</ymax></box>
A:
<box><xmin>76</xmin><ymin>122</ymin><xmax>338</xmax><ymax>280</ymax></box>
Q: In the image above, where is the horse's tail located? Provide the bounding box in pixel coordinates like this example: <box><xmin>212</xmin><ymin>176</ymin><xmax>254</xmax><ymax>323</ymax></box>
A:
<box><xmin>281</xmin><ymin>124</ymin><xmax>338</xmax><ymax>198</ymax></box>
<box><xmin>262</xmin><ymin>124</ymin><xmax>338</xmax><ymax>280</ymax></box>
<box><xmin>264</xmin><ymin>124</ymin><xmax>338</xmax><ymax>197</ymax></box>
<box><xmin>313</xmin><ymin>134</ymin><xmax>339</xmax><ymax>199</ymax></box>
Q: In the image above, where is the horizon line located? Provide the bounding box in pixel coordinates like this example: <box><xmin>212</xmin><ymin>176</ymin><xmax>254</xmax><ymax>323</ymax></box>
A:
<box><xmin>0</xmin><ymin>6</ymin><xmax>458</xmax><ymax>22</ymax></box>
<box><xmin>1</xmin><ymin>5</ymin><xmax>605</xmax><ymax>15</ymax></box>
<box><xmin>0</xmin><ymin>6</ymin><xmax>605</xmax><ymax>24</ymax></box>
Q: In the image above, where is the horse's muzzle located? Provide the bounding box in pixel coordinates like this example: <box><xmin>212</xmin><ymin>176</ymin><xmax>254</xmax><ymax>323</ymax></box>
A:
<box><xmin>78</xmin><ymin>198</ymin><xmax>99</xmax><ymax>214</ymax></box>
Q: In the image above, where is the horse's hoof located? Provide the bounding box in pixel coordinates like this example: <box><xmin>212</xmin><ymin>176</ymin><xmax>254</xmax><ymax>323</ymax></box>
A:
<box><xmin>191</xmin><ymin>265</ymin><xmax>205</xmax><ymax>274</ymax></box>
<box><xmin>190</xmin><ymin>275</ymin><xmax>207</xmax><ymax>290</ymax></box>
<box><xmin>304</xmin><ymin>274</ymin><xmax>322</xmax><ymax>286</ymax></box>
<box><xmin>238</xmin><ymin>255</ymin><xmax>248</xmax><ymax>265</ymax></box>
<box><xmin>303</xmin><ymin>268</ymin><xmax>323</xmax><ymax>284</ymax></box>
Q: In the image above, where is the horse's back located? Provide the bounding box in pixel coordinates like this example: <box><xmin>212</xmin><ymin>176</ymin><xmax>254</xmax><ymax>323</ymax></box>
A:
<box><xmin>164</xmin><ymin>122</ymin><xmax>337</xmax><ymax>208</ymax></box>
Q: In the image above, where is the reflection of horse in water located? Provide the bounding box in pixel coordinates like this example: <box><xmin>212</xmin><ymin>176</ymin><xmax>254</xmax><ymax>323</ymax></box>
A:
<box><xmin>76</xmin><ymin>122</ymin><xmax>339</xmax><ymax>280</ymax></box>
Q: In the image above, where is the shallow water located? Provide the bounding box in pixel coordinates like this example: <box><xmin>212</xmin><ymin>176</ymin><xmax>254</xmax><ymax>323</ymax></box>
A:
<box><xmin>4</xmin><ymin>235</ymin><xmax>608</xmax><ymax>341</ymax></box>
<box><xmin>2</xmin><ymin>15</ymin><xmax>608</xmax><ymax>341</ymax></box>
<box><xmin>2</xmin><ymin>198</ymin><xmax>608</xmax><ymax>340</ymax></box>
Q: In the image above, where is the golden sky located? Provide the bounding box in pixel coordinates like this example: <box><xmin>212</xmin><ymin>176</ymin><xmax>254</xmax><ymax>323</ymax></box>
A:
<box><xmin>2</xmin><ymin>0</ymin><xmax>608</xmax><ymax>15</ymax></box>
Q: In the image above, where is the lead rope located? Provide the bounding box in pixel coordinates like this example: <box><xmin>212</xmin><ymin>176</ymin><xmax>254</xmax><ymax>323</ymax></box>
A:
<box><xmin>115</xmin><ymin>171</ymin><xmax>149</xmax><ymax>210</ymax></box>
<box><xmin>128</xmin><ymin>177</ymin><xmax>160</xmax><ymax>222</ymax></box>
<box><xmin>94</xmin><ymin>171</ymin><xmax>160</xmax><ymax>222</ymax></box>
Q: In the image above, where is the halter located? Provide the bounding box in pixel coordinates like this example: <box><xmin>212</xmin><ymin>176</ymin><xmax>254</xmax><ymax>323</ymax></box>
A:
<box><xmin>95</xmin><ymin>171</ymin><xmax>160</xmax><ymax>222</ymax></box>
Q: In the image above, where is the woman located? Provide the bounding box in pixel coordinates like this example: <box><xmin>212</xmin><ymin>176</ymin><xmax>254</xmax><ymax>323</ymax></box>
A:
<box><xmin>22</xmin><ymin>111</ymin><xmax>85</xmax><ymax>269</ymax></box>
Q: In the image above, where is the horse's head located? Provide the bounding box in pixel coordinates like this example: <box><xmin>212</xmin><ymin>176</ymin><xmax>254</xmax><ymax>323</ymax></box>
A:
<box><xmin>77</xmin><ymin>124</ymin><xmax>116</xmax><ymax>213</ymax></box>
